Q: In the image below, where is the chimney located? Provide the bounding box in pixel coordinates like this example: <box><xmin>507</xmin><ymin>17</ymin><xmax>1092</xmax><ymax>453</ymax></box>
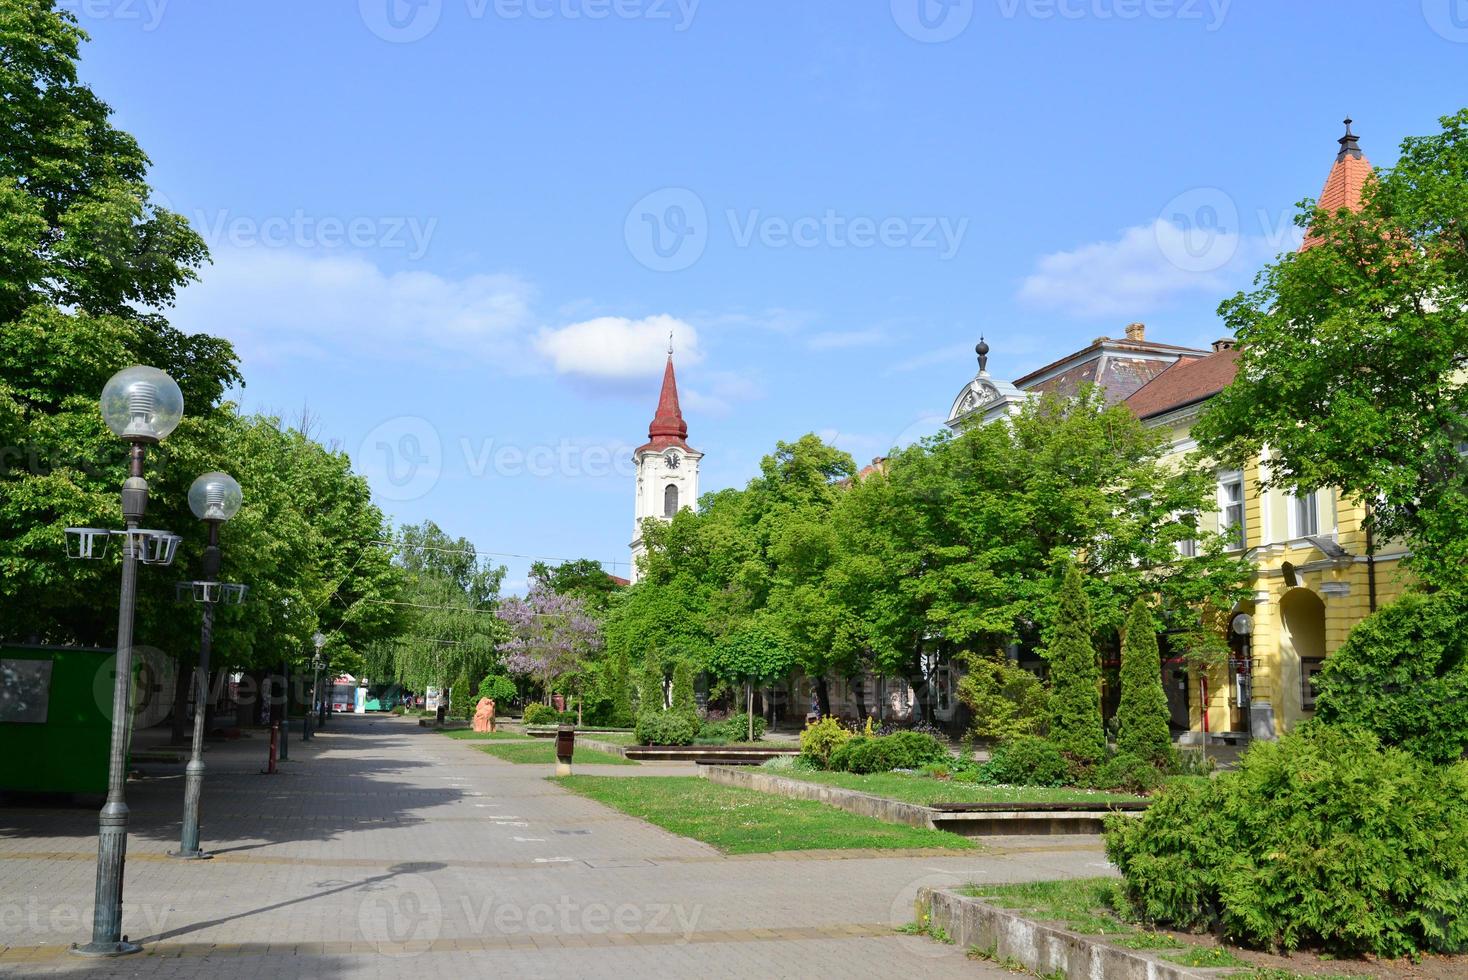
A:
<box><xmin>1212</xmin><ymin>337</ymin><xmax>1236</xmax><ymax>353</ymax></box>
<box><xmin>1125</xmin><ymin>322</ymin><xmax>1146</xmax><ymax>342</ymax></box>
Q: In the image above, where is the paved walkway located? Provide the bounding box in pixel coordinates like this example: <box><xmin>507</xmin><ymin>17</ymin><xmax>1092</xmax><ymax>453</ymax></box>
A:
<box><xmin>0</xmin><ymin>715</ymin><xmax>1112</xmax><ymax>978</ymax></box>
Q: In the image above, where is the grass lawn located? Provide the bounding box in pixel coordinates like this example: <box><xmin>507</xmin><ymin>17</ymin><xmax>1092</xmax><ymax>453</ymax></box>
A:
<box><xmin>777</xmin><ymin>769</ymin><xmax>1148</xmax><ymax>806</ymax></box>
<box><xmin>966</xmin><ymin>878</ymin><xmax>1134</xmax><ymax>936</ymax></box>
<box><xmin>579</xmin><ymin>732</ymin><xmax>638</xmax><ymax>746</ymax></box>
<box><xmin>437</xmin><ymin>729</ymin><xmax>537</xmax><ymax>741</ymax></box>
<box><xmin>480</xmin><ymin>741</ymin><xmax>635</xmax><ymax>766</ymax></box>
<box><xmin>556</xmin><ymin>775</ymin><xmax>976</xmax><ymax>854</ymax></box>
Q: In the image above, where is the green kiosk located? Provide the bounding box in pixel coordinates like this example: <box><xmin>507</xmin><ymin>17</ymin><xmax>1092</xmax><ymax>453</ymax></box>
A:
<box><xmin>0</xmin><ymin>646</ymin><xmax>119</xmax><ymax>795</ymax></box>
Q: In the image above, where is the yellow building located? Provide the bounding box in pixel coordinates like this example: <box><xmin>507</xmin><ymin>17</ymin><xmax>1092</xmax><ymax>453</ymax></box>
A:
<box><xmin>947</xmin><ymin>121</ymin><xmax>1410</xmax><ymax>742</ymax></box>
<box><xmin>1127</xmin><ymin>121</ymin><xmax>1412</xmax><ymax>741</ymax></box>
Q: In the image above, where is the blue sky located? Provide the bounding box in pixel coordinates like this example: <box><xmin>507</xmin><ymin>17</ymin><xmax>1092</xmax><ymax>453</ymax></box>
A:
<box><xmin>73</xmin><ymin>0</ymin><xmax>1467</xmax><ymax>588</ymax></box>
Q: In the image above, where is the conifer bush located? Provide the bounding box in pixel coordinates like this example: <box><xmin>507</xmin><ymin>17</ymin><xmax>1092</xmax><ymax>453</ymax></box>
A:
<box><xmin>670</xmin><ymin>659</ymin><xmax>697</xmax><ymax>716</ymax></box>
<box><xmin>634</xmin><ymin>711</ymin><xmax>699</xmax><ymax>746</ymax></box>
<box><xmin>1315</xmin><ymin>590</ymin><xmax>1468</xmax><ymax>763</ymax></box>
<box><xmin>1115</xmin><ymin>598</ymin><xmax>1174</xmax><ymax>765</ymax></box>
<box><xmin>522</xmin><ymin>702</ymin><xmax>559</xmax><ymax>726</ymax></box>
<box><xmin>1044</xmin><ymin>563</ymin><xmax>1106</xmax><ymax>763</ymax></box>
<box><xmin>978</xmin><ymin>735</ymin><xmax>1070</xmax><ymax>786</ymax></box>
<box><xmin>610</xmin><ymin>650</ymin><xmax>634</xmax><ymax>727</ymax></box>
<box><xmin>637</xmin><ymin>654</ymin><xmax>664</xmax><ymax>713</ymax></box>
<box><xmin>1105</xmin><ymin>724</ymin><xmax>1468</xmax><ymax>957</ymax></box>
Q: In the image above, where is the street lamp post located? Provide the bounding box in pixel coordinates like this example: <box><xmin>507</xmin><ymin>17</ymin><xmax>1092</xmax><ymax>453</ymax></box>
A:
<box><xmin>279</xmin><ymin>655</ymin><xmax>290</xmax><ymax>761</ymax></box>
<box><xmin>71</xmin><ymin>366</ymin><xmax>184</xmax><ymax>957</ymax></box>
<box><xmin>170</xmin><ymin>473</ymin><xmax>244</xmax><ymax>862</ymax></box>
<box><xmin>309</xmin><ymin>633</ymin><xmax>326</xmax><ymax>737</ymax></box>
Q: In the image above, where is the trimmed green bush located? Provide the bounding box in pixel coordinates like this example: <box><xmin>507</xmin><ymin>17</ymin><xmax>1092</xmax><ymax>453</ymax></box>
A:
<box><xmin>1105</xmin><ymin>724</ymin><xmax>1468</xmax><ymax>958</ymax></box>
<box><xmin>522</xmin><ymin>703</ymin><xmax>559</xmax><ymax>726</ymax></box>
<box><xmin>635</xmin><ymin>711</ymin><xmax>699</xmax><ymax>746</ymax></box>
<box><xmin>828</xmin><ymin>731</ymin><xmax>948</xmax><ymax>774</ymax></box>
<box><xmin>1044</xmin><ymin>563</ymin><xmax>1106</xmax><ymax>763</ymax></box>
<box><xmin>1086</xmin><ymin>751</ymin><xmax>1163</xmax><ymax>794</ymax></box>
<box><xmin>717</xmin><ymin>712</ymin><xmax>766</xmax><ymax>743</ymax></box>
<box><xmin>1315</xmin><ymin>590</ymin><xmax>1468</xmax><ymax>763</ymax></box>
<box><xmin>1116</xmin><ymin>598</ymin><xmax>1174</xmax><ymax>765</ymax></box>
<box><xmin>450</xmin><ymin>671</ymin><xmax>476</xmax><ymax>719</ymax></box>
<box><xmin>980</xmin><ymin>736</ymin><xmax>1069</xmax><ymax>787</ymax></box>
<box><xmin>800</xmin><ymin>716</ymin><xmax>851</xmax><ymax>768</ymax></box>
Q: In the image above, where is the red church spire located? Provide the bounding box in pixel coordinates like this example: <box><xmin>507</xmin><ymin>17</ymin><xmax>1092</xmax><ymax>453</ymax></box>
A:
<box><xmin>638</xmin><ymin>351</ymin><xmax>695</xmax><ymax>454</ymax></box>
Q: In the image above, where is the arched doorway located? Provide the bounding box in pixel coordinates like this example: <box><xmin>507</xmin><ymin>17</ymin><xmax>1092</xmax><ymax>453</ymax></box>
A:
<box><xmin>1279</xmin><ymin>588</ymin><xmax>1326</xmax><ymax>731</ymax></box>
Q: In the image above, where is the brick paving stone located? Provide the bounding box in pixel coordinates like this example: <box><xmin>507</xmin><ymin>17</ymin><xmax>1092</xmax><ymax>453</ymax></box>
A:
<box><xmin>0</xmin><ymin>714</ymin><xmax>1113</xmax><ymax>978</ymax></box>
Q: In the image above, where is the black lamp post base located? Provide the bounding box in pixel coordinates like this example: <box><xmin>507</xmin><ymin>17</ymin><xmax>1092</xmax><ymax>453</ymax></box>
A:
<box><xmin>167</xmin><ymin>848</ymin><xmax>212</xmax><ymax>860</ymax></box>
<box><xmin>71</xmin><ymin>939</ymin><xmax>143</xmax><ymax>957</ymax></box>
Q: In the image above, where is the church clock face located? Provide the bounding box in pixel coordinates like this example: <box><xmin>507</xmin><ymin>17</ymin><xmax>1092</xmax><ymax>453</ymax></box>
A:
<box><xmin>665</xmin><ymin>450</ymin><xmax>681</xmax><ymax>470</ymax></box>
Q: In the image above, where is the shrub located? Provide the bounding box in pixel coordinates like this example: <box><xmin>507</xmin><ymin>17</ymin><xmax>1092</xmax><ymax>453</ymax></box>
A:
<box><xmin>450</xmin><ymin>671</ymin><xmax>476</xmax><ymax>719</ymax></box>
<box><xmin>957</xmin><ymin>653</ymin><xmax>1048</xmax><ymax>744</ymax></box>
<box><xmin>715</xmin><ymin>712</ymin><xmax>766</xmax><ymax>743</ymax></box>
<box><xmin>1086</xmin><ymin>751</ymin><xmax>1164</xmax><ymax>794</ymax></box>
<box><xmin>477</xmin><ymin>674</ymin><xmax>517</xmax><ymax>706</ymax></box>
<box><xmin>1116</xmin><ymin>599</ymin><xmax>1174</xmax><ymax>766</ymax></box>
<box><xmin>637</xmin><ymin>655</ymin><xmax>664</xmax><ymax>713</ymax></box>
<box><xmin>1315</xmin><ymin>590</ymin><xmax>1468</xmax><ymax>763</ymax></box>
<box><xmin>635</xmin><ymin>711</ymin><xmax>699</xmax><ymax>746</ymax></box>
<box><xmin>1044</xmin><ymin>563</ymin><xmax>1106</xmax><ymax>763</ymax></box>
<box><xmin>800</xmin><ymin>716</ymin><xmax>852</xmax><ymax>768</ymax></box>
<box><xmin>1105</xmin><ymin>724</ymin><xmax>1468</xmax><ymax>958</ymax></box>
<box><xmin>670</xmin><ymin>659</ymin><xmax>697</xmax><ymax>715</ymax></box>
<box><xmin>829</xmin><ymin>731</ymin><xmax>948</xmax><ymax>774</ymax></box>
<box><xmin>522</xmin><ymin>703</ymin><xmax>559</xmax><ymax>726</ymax></box>
<box><xmin>980</xmin><ymin>736</ymin><xmax>1069</xmax><ymax>787</ymax></box>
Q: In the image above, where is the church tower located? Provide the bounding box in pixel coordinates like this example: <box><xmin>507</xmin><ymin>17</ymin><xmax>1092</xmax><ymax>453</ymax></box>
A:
<box><xmin>630</xmin><ymin>350</ymin><xmax>701</xmax><ymax>582</ymax></box>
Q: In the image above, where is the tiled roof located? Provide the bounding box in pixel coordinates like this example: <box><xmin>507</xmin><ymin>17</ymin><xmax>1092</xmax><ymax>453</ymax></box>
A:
<box><xmin>1124</xmin><ymin>347</ymin><xmax>1240</xmax><ymax>420</ymax></box>
<box><xmin>1303</xmin><ymin>118</ymin><xmax>1372</xmax><ymax>250</ymax></box>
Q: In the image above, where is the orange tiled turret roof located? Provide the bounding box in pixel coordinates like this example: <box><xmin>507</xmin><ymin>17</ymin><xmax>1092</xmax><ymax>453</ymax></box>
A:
<box><xmin>1302</xmin><ymin>118</ymin><xmax>1372</xmax><ymax>250</ymax></box>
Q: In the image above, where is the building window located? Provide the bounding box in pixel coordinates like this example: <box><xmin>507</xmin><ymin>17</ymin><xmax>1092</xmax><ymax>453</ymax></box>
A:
<box><xmin>1301</xmin><ymin>659</ymin><xmax>1325</xmax><ymax>710</ymax></box>
<box><xmin>663</xmin><ymin>483</ymin><xmax>679</xmax><ymax>518</ymax></box>
<box><xmin>1219</xmin><ymin>471</ymin><xmax>1246</xmax><ymax>550</ymax></box>
<box><xmin>1293</xmin><ymin>491</ymin><xmax>1319</xmax><ymax>538</ymax></box>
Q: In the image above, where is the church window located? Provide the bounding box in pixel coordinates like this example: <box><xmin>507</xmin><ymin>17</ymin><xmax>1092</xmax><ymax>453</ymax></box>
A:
<box><xmin>664</xmin><ymin>484</ymin><xmax>679</xmax><ymax>518</ymax></box>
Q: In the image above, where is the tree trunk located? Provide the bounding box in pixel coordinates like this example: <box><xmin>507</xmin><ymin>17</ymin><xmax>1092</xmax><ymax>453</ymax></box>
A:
<box><xmin>814</xmin><ymin>676</ymin><xmax>831</xmax><ymax>719</ymax></box>
<box><xmin>853</xmin><ymin>676</ymin><xmax>867</xmax><ymax>722</ymax></box>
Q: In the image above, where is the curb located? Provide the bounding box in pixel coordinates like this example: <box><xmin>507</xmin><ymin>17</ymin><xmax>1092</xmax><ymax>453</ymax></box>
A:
<box><xmin>919</xmin><ymin>888</ymin><xmax>1237</xmax><ymax>980</ymax></box>
<box><xmin>704</xmin><ymin>767</ymin><xmax>1131</xmax><ymax>836</ymax></box>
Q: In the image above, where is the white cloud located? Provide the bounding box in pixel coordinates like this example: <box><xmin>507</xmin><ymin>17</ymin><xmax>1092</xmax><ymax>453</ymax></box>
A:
<box><xmin>170</xmin><ymin>247</ymin><xmax>534</xmax><ymax>367</ymax></box>
<box><xmin>535</xmin><ymin>315</ymin><xmax>701</xmax><ymax>381</ymax></box>
<box><xmin>1017</xmin><ymin>218</ymin><xmax>1289</xmax><ymax>318</ymax></box>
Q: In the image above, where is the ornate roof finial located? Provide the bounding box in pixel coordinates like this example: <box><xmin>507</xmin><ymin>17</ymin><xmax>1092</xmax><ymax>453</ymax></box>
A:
<box><xmin>976</xmin><ymin>335</ymin><xmax>990</xmax><ymax>375</ymax></box>
<box><xmin>1337</xmin><ymin>116</ymin><xmax>1363</xmax><ymax>162</ymax></box>
<box><xmin>668</xmin><ymin>329</ymin><xmax>674</xmax><ymax>356</ymax></box>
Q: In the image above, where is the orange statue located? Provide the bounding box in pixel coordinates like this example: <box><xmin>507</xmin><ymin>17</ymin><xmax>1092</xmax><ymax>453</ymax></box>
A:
<box><xmin>472</xmin><ymin>698</ymin><xmax>497</xmax><ymax>733</ymax></box>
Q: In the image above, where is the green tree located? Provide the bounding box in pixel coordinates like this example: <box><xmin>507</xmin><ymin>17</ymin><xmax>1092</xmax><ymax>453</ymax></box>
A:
<box><xmin>1045</xmin><ymin>563</ymin><xmax>1106</xmax><ymax>763</ymax></box>
<box><xmin>1115</xmin><ymin>598</ymin><xmax>1173</xmax><ymax>764</ymax></box>
<box><xmin>955</xmin><ymin>653</ymin><xmax>1048</xmax><ymax>744</ymax></box>
<box><xmin>670</xmin><ymin>658</ymin><xmax>696</xmax><ymax>716</ymax></box>
<box><xmin>529</xmin><ymin>557</ymin><xmax>622</xmax><ymax>614</ymax></box>
<box><xmin>1193</xmin><ymin>109</ymin><xmax>1468</xmax><ymax>585</ymax></box>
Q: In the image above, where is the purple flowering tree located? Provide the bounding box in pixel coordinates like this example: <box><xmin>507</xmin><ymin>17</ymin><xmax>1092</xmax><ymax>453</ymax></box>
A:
<box><xmin>496</xmin><ymin>578</ymin><xmax>604</xmax><ymax>720</ymax></box>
